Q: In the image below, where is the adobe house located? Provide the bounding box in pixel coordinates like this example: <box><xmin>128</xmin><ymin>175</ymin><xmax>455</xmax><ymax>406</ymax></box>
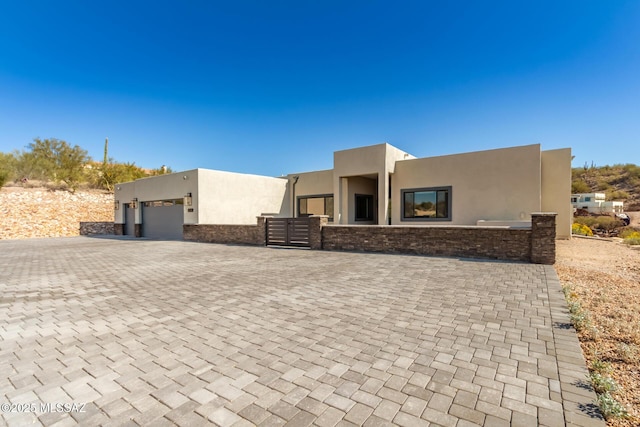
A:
<box><xmin>113</xmin><ymin>143</ymin><xmax>571</xmax><ymax>241</ymax></box>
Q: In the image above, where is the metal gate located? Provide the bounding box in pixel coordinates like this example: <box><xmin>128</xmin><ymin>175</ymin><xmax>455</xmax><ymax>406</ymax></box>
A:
<box><xmin>266</xmin><ymin>217</ymin><xmax>311</xmax><ymax>247</ymax></box>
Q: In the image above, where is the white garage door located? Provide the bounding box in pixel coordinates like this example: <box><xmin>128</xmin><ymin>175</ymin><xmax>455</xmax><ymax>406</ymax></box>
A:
<box><xmin>142</xmin><ymin>200</ymin><xmax>184</xmax><ymax>240</ymax></box>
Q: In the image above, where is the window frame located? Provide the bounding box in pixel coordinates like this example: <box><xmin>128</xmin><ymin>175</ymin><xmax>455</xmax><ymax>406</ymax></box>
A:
<box><xmin>297</xmin><ymin>194</ymin><xmax>334</xmax><ymax>221</ymax></box>
<box><xmin>354</xmin><ymin>194</ymin><xmax>374</xmax><ymax>222</ymax></box>
<box><xmin>401</xmin><ymin>186</ymin><xmax>452</xmax><ymax>222</ymax></box>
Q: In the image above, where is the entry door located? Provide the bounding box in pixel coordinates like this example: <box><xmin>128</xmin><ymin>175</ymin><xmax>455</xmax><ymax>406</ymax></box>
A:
<box><xmin>124</xmin><ymin>204</ymin><xmax>135</xmax><ymax>236</ymax></box>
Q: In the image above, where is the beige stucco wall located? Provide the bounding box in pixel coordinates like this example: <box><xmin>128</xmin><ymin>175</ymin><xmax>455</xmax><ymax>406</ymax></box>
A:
<box><xmin>114</xmin><ymin>168</ymin><xmax>288</xmax><ymax>226</ymax></box>
<box><xmin>392</xmin><ymin>144</ymin><xmax>542</xmax><ymax>225</ymax></box>
<box><xmin>287</xmin><ymin>169</ymin><xmax>333</xmax><ymax>217</ymax></box>
<box><xmin>197</xmin><ymin>169</ymin><xmax>288</xmax><ymax>224</ymax></box>
<box><xmin>541</xmin><ymin>148</ymin><xmax>572</xmax><ymax>239</ymax></box>
<box><xmin>114</xmin><ymin>169</ymin><xmax>199</xmax><ymax>224</ymax></box>
<box><xmin>333</xmin><ymin>143</ymin><xmax>411</xmax><ymax>224</ymax></box>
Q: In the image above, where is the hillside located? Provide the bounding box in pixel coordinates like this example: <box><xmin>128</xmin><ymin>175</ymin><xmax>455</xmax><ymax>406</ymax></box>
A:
<box><xmin>572</xmin><ymin>164</ymin><xmax>640</xmax><ymax>210</ymax></box>
<box><xmin>0</xmin><ymin>186</ymin><xmax>113</xmax><ymax>239</ymax></box>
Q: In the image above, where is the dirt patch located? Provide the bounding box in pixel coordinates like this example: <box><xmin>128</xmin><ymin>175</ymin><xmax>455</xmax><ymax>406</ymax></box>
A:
<box><xmin>556</xmin><ymin>238</ymin><xmax>640</xmax><ymax>425</ymax></box>
<box><xmin>0</xmin><ymin>186</ymin><xmax>113</xmax><ymax>239</ymax></box>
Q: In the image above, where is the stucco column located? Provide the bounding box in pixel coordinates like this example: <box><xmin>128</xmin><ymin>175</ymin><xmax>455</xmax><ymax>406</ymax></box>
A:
<box><xmin>531</xmin><ymin>213</ymin><xmax>557</xmax><ymax>264</ymax></box>
<box><xmin>378</xmin><ymin>172</ymin><xmax>388</xmax><ymax>225</ymax></box>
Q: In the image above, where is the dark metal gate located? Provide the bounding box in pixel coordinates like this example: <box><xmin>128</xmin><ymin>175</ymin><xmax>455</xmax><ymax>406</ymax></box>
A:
<box><xmin>266</xmin><ymin>217</ymin><xmax>311</xmax><ymax>247</ymax></box>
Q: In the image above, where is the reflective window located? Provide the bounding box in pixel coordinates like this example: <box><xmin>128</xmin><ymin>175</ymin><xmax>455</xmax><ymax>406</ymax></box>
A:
<box><xmin>402</xmin><ymin>187</ymin><xmax>451</xmax><ymax>220</ymax></box>
<box><xmin>298</xmin><ymin>195</ymin><xmax>333</xmax><ymax>221</ymax></box>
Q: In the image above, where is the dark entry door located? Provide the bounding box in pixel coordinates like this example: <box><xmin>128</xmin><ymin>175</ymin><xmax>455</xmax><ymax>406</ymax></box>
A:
<box><xmin>124</xmin><ymin>203</ymin><xmax>135</xmax><ymax>236</ymax></box>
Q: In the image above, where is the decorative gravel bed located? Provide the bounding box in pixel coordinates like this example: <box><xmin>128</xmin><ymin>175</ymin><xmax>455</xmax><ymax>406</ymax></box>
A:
<box><xmin>556</xmin><ymin>237</ymin><xmax>640</xmax><ymax>426</ymax></box>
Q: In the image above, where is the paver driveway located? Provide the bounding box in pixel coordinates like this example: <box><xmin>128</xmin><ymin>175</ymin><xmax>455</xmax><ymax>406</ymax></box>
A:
<box><xmin>0</xmin><ymin>237</ymin><xmax>604</xmax><ymax>426</ymax></box>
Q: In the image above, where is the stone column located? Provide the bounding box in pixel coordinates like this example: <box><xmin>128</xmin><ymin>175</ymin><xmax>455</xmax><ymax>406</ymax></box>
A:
<box><xmin>309</xmin><ymin>215</ymin><xmax>329</xmax><ymax>250</ymax></box>
<box><xmin>531</xmin><ymin>213</ymin><xmax>557</xmax><ymax>264</ymax></box>
<box><xmin>256</xmin><ymin>216</ymin><xmax>270</xmax><ymax>246</ymax></box>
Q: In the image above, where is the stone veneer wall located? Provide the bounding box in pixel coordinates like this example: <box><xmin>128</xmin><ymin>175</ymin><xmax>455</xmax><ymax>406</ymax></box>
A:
<box><xmin>79</xmin><ymin>222</ymin><xmax>115</xmax><ymax>235</ymax></box>
<box><xmin>530</xmin><ymin>213</ymin><xmax>557</xmax><ymax>264</ymax></box>
<box><xmin>183</xmin><ymin>217</ymin><xmax>267</xmax><ymax>245</ymax></box>
<box><xmin>321</xmin><ymin>213</ymin><xmax>556</xmax><ymax>264</ymax></box>
<box><xmin>322</xmin><ymin>226</ymin><xmax>533</xmax><ymax>262</ymax></box>
<box><xmin>116</xmin><ymin>213</ymin><xmax>557</xmax><ymax>264</ymax></box>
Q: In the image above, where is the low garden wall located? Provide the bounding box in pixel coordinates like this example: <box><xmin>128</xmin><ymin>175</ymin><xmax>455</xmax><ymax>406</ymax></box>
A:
<box><xmin>183</xmin><ymin>217</ymin><xmax>267</xmax><ymax>245</ymax></box>
<box><xmin>322</xmin><ymin>225</ymin><xmax>532</xmax><ymax>261</ymax></box>
<box><xmin>79</xmin><ymin>222</ymin><xmax>115</xmax><ymax>235</ymax></box>
<box><xmin>182</xmin><ymin>213</ymin><xmax>556</xmax><ymax>264</ymax></box>
<box><xmin>321</xmin><ymin>213</ymin><xmax>556</xmax><ymax>264</ymax></box>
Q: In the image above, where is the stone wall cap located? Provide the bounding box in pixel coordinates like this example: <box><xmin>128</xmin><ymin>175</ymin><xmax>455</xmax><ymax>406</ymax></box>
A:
<box><xmin>324</xmin><ymin>224</ymin><xmax>532</xmax><ymax>230</ymax></box>
<box><xmin>531</xmin><ymin>212</ymin><xmax>557</xmax><ymax>216</ymax></box>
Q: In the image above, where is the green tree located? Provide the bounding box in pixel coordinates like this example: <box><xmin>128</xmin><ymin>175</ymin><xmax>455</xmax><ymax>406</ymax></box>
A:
<box><xmin>23</xmin><ymin>138</ymin><xmax>89</xmax><ymax>190</ymax></box>
<box><xmin>100</xmin><ymin>161</ymin><xmax>147</xmax><ymax>192</ymax></box>
<box><xmin>0</xmin><ymin>152</ymin><xmax>17</xmax><ymax>188</ymax></box>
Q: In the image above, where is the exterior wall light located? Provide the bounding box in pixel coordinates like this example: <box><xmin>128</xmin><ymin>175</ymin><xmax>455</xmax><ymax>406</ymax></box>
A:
<box><xmin>184</xmin><ymin>193</ymin><xmax>192</xmax><ymax>206</ymax></box>
<box><xmin>131</xmin><ymin>198</ymin><xmax>138</xmax><ymax>209</ymax></box>
<box><xmin>114</xmin><ymin>200</ymin><xmax>120</xmax><ymax>210</ymax></box>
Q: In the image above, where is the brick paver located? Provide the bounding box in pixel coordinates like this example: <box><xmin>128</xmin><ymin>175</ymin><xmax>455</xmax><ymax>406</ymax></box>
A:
<box><xmin>0</xmin><ymin>237</ymin><xmax>604</xmax><ymax>426</ymax></box>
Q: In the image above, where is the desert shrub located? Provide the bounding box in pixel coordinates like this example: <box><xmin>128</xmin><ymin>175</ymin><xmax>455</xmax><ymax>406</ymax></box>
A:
<box><xmin>571</xmin><ymin>179</ymin><xmax>591</xmax><ymax>193</ymax></box>
<box><xmin>596</xmin><ymin>181</ymin><xmax>612</xmax><ymax>191</ymax></box>
<box><xmin>572</xmin><ymin>223</ymin><xmax>593</xmax><ymax>236</ymax></box>
<box><xmin>590</xmin><ymin>359</ymin><xmax>612</xmax><ymax>375</ymax></box>
<box><xmin>597</xmin><ymin>392</ymin><xmax>629</xmax><ymax>420</ymax></box>
<box><xmin>0</xmin><ymin>169</ymin><xmax>8</xmax><ymax>188</ymax></box>
<box><xmin>617</xmin><ymin>343</ymin><xmax>639</xmax><ymax>363</ymax></box>
<box><xmin>623</xmin><ymin>231</ymin><xmax>640</xmax><ymax>246</ymax></box>
<box><xmin>575</xmin><ymin>216</ymin><xmax>623</xmax><ymax>233</ymax></box>
<box><xmin>0</xmin><ymin>152</ymin><xmax>17</xmax><ymax>187</ymax></box>
<box><xmin>607</xmin><ymin>190</ymin><xmax>629</xmax><ymax>200</ymax></box>
<box><xmin>589</xmin><ymin>372</ymin><xmax>619</xmax><ymax>394</ymax></box>
<box><xmin>619</xmin><ymin>227</ymin><xmax>640</xmax><ymax>238</ymax></box>
<box><xmin>573</xmin><ymin>216</ymin><xmax>598</xmax><ymax>228</ymax></box>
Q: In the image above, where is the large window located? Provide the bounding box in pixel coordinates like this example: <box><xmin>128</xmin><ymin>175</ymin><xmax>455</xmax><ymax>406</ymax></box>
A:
<box><xmin>298</xmin><ymin>194</ymin><xmax>333</xmax><ymax>221</ymax></box>
<box><xmin>355</xmin><ymin>194</ymin><xmax>374</xmax><ymax>221</ymax></box>
<box><xmin>402</xmin><ymin>186</ymin><xmax>451</xmax><ymax>221</ymax></box>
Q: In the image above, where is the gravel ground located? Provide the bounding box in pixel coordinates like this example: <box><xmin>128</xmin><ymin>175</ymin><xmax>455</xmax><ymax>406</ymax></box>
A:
<box><xmin>556</xmin><ymin>237</ymin><xmax>640</xmax><ymax>426</ymax></box>
<box><xmin>0</xmin><ymin>186</ymin><xmax>113</xmax><ymax>239</ymax></box>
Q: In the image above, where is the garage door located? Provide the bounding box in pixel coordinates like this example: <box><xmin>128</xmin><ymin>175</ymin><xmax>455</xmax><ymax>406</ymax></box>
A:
<box><xmin>141</xmin><ymin>200</ymin><xmax>184</xmax><ymax>240</ymax></box>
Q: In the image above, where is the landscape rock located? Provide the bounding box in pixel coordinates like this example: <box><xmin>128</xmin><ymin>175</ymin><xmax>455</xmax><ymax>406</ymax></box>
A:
<box><xmin>0</xmin><ymin>186</ymin><xmax>113</xmax><ymax>240</ymax></box>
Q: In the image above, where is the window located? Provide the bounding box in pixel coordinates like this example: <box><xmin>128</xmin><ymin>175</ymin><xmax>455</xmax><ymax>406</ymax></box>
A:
<box><xmin>143</xmin><ymin>199</ymin><xmax>183</xmax><ymax>208</ymax></box>
<box><xmin>298</xmin><ymin>195</ymin><xmax>333</xmax><ymax>221</ymax></box>
<box><xmin>585</xmin><ymin>197</ymin><xmax>591</xmax><ymax>202</ymax></box>
<box><xmin>355</xmin><ymin>194</ymin><xmax>374</xmax><ymax>221</ymax></box>
<box><xmin>571</xmin><ymin>197</ymin><xmax>577</xmax><ymax>203</ymax></box>
<box><xmin>402</xmin><ymin>186</ymin><xmax>451</xmax><ymax>221</ymax></box>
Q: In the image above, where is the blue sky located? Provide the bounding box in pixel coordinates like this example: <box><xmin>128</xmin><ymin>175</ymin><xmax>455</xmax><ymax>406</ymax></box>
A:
<box><xmin>1</xmin><ymin>1</ymin><xmax>639</xmax><ymax>176</ymax></box>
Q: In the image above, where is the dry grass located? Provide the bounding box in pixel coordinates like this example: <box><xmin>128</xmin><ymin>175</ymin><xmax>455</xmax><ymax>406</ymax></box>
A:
<box><xmin>556</xmin><ymin>237</ymin><xmax>640</xmax><ymax>426</ymax></box>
